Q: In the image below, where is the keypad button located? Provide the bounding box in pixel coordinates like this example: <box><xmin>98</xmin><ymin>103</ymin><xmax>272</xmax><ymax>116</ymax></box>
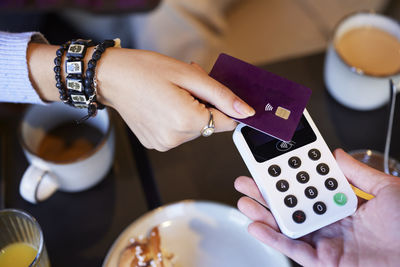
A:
<box><xmin>276</xmin><ymin>180</ymin><xmax>289</xmax><ymax>192</ymax></box>
<box><xmin>334</xmin><ymin>193</ymin><xmax>347</xmax><ymax>206</ymax></box>
<box><xmin>296</xmin><ymin>171</ymin><xmax>310</xmax><ymax>184</ymax></box>
<box><xmin>308</xmin><ymin>149</ymin><xmax>321</xmax><ymax>160</ymax></box>
<box><xmin>316</xmin><ymin>163</ymin><xmax>330</xmax><ymax>175</ymax></box>
<box><xmin>268</xmin><ymin>165</ymin><xmax>281</xmax><ymax>177</ymax></box>
<box><xmin>288</xmin><ymin>156</ymin><xmax>301</xmax><ymax>169</ymax></box>
<box><xmin>305</xmin><ymin>186</ymin><xmax>318</xmax><ymax>199</ymax></box>
<box><xmin>284</xmin><ymin>195</ymin><xmax>297</xmax><ymax>208</ymax></box>
<box><xmin>325</xmin><ymin>178</ymin><xmax>338</xmax><ymax>191</ymax></box>
<box><xmin>292</xmin><ymin>210</ymin><xmax>306</xmax><ymax>223</ymax></box>
<box><xmin>313</xmin><ymin>201</ymin><xmax>327</xmax><ymax>215</ymax></box>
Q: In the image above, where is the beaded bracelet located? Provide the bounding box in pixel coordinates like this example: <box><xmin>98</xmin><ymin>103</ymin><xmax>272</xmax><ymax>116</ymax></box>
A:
<box><xmin>54</xmin><ymin>41</ymin><xmax>71</xmax><ymax>103</ymax></box>
<box><xmin>78</xmin><ymin>38</ymin><xmax>121</xmax><ymax>122</ymax></box>
<box><xmin>54</xmin><ymin>38</ymin><xmax>121</xmax><ymax>123</ymax></box>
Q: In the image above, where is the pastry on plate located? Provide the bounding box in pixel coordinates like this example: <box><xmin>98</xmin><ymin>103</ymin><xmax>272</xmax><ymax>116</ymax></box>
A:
<box><xmin>118</xmin><ymin>226</ymin><xmax>174</xmax><ymax>267</ymax></box>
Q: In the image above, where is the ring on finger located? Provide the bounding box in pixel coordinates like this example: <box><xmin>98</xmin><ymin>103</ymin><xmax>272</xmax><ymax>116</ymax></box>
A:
<box><xmin>201</xmin><ymin>109</ymin><xmax>215</xmax><ymax>137</ymax></box>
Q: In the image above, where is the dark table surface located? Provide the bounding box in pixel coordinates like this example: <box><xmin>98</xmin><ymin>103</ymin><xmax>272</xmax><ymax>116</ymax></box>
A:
<box><xmin>1</xmin><ymin>52</ymin><xmax>399</xmax><ymax>267</ymax></box>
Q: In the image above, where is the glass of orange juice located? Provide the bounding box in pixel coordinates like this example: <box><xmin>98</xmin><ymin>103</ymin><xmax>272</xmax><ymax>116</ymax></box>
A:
<box><xmin>0</xmin><ymin>209</ymin><xmax>50</xmax><ymax>267</ymax></box>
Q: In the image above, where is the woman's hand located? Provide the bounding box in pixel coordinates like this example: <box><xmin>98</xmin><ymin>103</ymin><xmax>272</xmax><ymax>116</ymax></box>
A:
<box><xmin>98</xmin><ymin>48</ymin><xmax>255</xmax><ymax>151</ymax></box>
<box><xmin>27</xmin><ymin>44</ymin><xmax>255</xmax><ymax>151</ymax></box>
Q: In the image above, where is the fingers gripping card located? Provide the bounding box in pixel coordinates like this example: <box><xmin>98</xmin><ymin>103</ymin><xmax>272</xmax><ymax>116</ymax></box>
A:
<box><xmin>209</xmin><ymin>53</ymin><xmax>312</xmax><ymax>141</ymax></box>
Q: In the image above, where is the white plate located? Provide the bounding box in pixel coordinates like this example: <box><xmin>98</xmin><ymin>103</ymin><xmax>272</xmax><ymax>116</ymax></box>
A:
<box><xmin>103</xmin><ymin>200</ymin><xmax>291</xmax><ymax>267</ymax></box>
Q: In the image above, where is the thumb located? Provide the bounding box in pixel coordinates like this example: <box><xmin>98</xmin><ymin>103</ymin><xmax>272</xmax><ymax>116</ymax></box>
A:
<box><xmin>334</xmin><ymin>148</ymin><xmax>394</xmax><ymax>196</ymax></box>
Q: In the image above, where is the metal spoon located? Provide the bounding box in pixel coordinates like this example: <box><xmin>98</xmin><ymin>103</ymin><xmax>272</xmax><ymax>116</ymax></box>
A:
<box><xmin>384</xmin><ymin>79</ymin><xmax>397</xmax><ymax>175</ymax></box>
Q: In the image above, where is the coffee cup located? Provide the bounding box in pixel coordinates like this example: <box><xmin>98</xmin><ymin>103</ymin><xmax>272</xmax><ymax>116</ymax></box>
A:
<box><xmin>324</xmin><ymin>12</ymin><xmax>400</xmax><ymax>110</ymax></box>
<box><xmin>19</xmin><ymin>102</ymin><xmax>115</xmax><ymax>204</ymax></box>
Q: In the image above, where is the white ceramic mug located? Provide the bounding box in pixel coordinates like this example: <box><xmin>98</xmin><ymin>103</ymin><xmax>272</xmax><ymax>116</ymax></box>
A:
<box><xmin>324</xmin><ymin>12</ymin><xmax>400</xmax><ymax>110</ymax></box>
<box><xmin>19</xmin><ymin>102</ymin><xmax>115</xmax><ymax>204</ymax></box>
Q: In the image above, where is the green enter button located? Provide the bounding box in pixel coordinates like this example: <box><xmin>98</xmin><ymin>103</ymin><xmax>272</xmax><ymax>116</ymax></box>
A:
<box><xmin>334</xmin><ymin>193</ymin><xmax>347</xmax><ymax>206</ymax></box>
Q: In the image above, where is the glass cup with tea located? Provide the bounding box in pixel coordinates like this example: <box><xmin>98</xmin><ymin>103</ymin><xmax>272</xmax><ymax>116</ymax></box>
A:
<box><xmin>0</xmin><ymin>209</ymin><xmax>50</xmax><ymax>267</ymax></box>
<box><xmin>324</xmin><ymin>11</ymin><xmax>400</xmax><ymax>176</ymax></box>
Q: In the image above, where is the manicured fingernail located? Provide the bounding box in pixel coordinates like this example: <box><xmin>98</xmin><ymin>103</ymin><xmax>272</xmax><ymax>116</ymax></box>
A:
<box><xmin>234</xmin><ymin>100</ymin><xmax>255</xmax><ymax>117</ymax></box>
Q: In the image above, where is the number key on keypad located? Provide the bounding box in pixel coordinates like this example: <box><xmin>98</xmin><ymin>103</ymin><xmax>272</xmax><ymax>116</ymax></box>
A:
<box><xmin>268</xmin><ymin>165</ymin><xmax>281</xmax><ymax>177</ymax></box>
<box><xmin>308</xmin><ymin>148</ymin><xmax>321</xmax><ymax>160</ymax></box>
<box><xmin>317</xmin><ymin>163</ymin><xmax>329</xmax><ymax>175</ymax></box>
<box><xmin>284</xmin><ymin>195</ymin><xmax>297</xmax><ymax>208</ymax></box>
<box><xmin>305</xmin><ymin>186</ymin><xmax>318</xmax><ymax>199</ymax></box>
<box><xmin>325</xmin><ymin>178</ymin><xmax>338</xmax><ymax>190</ymax></box>
<box><xmin>276</xmin><ymin>180</ymin><xmax>289</xmax><ymax>192</ymax></box>
<box><xmin>313</xmin><ymin>201</ymin><xmax>327</xmax><ymax>215</ymax></box>
<box><xmin>296</xmin><ymin>171</ymin><xmax>310</xmax><ymax>184</ymax></box>
<box><xmin>288</xmin><ymin>156</ymin><xmax>301</xmax><ymax>169</ymax></box>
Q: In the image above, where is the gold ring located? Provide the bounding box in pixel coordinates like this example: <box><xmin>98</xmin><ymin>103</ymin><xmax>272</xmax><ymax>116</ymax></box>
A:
<box><xmin>201</xmin><ymin>109</ymin><xmax>215</xmax><ymax>137</ymax></box>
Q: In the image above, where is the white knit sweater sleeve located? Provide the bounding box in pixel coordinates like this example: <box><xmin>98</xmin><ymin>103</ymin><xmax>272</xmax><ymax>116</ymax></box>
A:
<box><xmin>0</xmin><ymin>31</ymin><xmax>49</xmax><ymax>104</ymax></box>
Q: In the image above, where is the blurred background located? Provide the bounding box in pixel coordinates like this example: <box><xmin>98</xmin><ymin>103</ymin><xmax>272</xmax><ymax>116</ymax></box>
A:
<box><xmin>1</xmin><ymin>0</ymin><xmax>400</xmax><ymax>70</ymax></box>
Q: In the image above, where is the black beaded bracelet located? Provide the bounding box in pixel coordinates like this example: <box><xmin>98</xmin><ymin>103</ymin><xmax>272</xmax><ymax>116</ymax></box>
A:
<box><xmin>54</xmin><ymin>41</ymin><xmax>71</xmax><ymax>103</ymax></box>
<box><xmin>80</xmin><ymin>39</ymin><xmax>120</xmax><ymax>121</ymax></box>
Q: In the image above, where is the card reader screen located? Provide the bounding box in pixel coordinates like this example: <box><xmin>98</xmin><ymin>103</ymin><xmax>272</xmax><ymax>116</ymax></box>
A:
<box><xmin>241</xmin><ymin>115</ymin><xmax>317</xmax><ymax>163</ymax></box>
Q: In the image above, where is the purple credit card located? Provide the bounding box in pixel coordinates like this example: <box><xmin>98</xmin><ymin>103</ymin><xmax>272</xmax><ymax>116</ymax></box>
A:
<box><xmin>209</xmin><ymin>53</ymin><xmax>312</xmax><ymax>141</ymax></box>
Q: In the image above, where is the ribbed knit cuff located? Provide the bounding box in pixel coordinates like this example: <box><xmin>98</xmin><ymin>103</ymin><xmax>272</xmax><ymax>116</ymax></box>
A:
<box><xmin>0</xmin><ymin>31</ymin><xmax>48</xmax><ymax>104</ymax></box>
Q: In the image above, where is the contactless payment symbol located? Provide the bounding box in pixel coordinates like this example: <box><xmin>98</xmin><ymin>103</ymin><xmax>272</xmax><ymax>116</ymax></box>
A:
<box><xmin>265</xmin><ymin>103</ymin><xmax>274</xmax><ymax>111</ymax></box>
<box><xmin>276</xmin><ymin>140</ymin><xmax>296</xmax><ymax>152</ymax></box>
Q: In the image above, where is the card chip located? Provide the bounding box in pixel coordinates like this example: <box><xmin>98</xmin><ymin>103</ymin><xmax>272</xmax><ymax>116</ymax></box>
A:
<box><xmin>275</xmin><ymin>106</ymin><xmax>291</xmax><ymax>120</ymax></box>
